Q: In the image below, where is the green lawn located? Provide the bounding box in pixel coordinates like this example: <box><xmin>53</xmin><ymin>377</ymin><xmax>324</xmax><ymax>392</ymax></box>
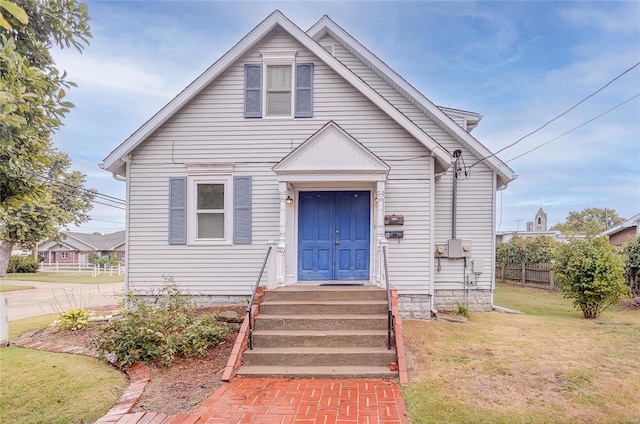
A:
<box><xmin>0</xmin><ymin>272</ymin><xmax>124</xmax><ymax>284</ymax></box>
<box><xmin>0</xmin><ymin>315</ymin><xmax>127</xmax><ymax>424</ymax></box>
<box><xmin>402</xmin><ymin>283</ymin><xmax>640</xmax><ymax>424</ymax></box>
<box><xmin>0</xmin><ymin>283</ymin><xmax>33</xmax><ymax>292</ymax></box>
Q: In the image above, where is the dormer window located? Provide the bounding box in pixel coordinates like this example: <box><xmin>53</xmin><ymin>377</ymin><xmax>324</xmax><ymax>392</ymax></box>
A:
<box><xmin>244</xmin><ymin>51</ymin><xmax>313</xmax><ymax>119</ymax></box>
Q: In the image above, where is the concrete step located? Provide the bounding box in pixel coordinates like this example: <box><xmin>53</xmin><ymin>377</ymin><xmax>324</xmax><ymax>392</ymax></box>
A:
<box><xmin>259</xmin><ymin>300</ymin><xmax>388</xmax><ymax>315</ymax></box>
<box><xmin>263</xmin><ymin>286</ymin><xmax>388</xmax><ymax>302</ymax></box>
<box><xmin>242</xmin><ymin>347</ymin><xmax>396</xmax><ymax>367</ymax></box>
<box><xmin>254</xmin><ymin>314</ymin><xmax>388</xmax><ymax>331</ymax></box>
<box><xmin>236</xmin><ymin>365</ymin><xmax>397</xmax><ymax>379</ymax></box>
<box><xmin>252</xmin><ymin>329</ymin><xmax>389</xmax><ymax>348</ymax></box>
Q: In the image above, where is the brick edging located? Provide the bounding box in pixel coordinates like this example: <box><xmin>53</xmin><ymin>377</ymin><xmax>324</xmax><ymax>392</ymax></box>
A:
<box><xmin>390</xmin><ymin>288</ymin><xmax>409</xmax><ymax>384</ymax></box>
<box><xmin>12</xmin><ymin>333</ymin><xmax>150</xmax><ymax>423</ymax></box>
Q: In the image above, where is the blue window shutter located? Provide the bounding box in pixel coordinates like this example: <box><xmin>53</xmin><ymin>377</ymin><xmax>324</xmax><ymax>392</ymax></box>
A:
<box><xmin>245</xmin><ymin>64</ymin><xmax>262</xmax><ymax>118</ymax></box>
<box><xmin>168</xmin><ymin>177</ymin><xmax>187</xmax><ymax>245</ymax></box>
<box><xmin>233</xmin><ymin>176</ymin><xmax>252</xmax><ymax>244</ymax></box>
<box><xmin>295</xmin><ymin>63</ymin><xmax>313</xmax><ymax>118</ymax></box>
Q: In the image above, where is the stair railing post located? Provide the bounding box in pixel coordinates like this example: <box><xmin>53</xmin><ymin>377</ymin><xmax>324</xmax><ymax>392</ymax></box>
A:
<box><xmin>247</xmin><ymin>246</ymin><xmax>272</xmax><ymax>350</ymax></box>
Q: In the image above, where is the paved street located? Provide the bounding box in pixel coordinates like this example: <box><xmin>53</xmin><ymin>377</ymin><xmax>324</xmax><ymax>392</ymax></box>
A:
<box><xmin>1</xmin><ymin>281</ymin><xmax>124</xmax><ymax>321</ymax></box>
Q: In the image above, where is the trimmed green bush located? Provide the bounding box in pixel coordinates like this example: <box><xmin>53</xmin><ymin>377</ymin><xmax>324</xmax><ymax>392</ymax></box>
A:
<box><xmin>93</xmin><ymin>283</ymin><xmax>229</xmax><ymax>368</ymax></box>
<box><xmin>7</xmin><ymin>255</ymin><xmax>39</xmax><ymax>273</ymax></box>
<box><xmin>552</xmin><ymin>237</ymin><xmax>628</xmax><ymax>319</ymax></box>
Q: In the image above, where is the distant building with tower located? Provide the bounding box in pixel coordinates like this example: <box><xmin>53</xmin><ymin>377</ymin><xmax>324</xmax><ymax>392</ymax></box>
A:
<box><xmin>527</xmin><ymin>208</ymin><xmax>547</xmax><ymax>232</ymax></box>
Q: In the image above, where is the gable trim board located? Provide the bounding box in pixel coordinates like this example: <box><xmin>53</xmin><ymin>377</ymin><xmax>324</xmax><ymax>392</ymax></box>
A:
<box><xmin>307</xmin><ymin>15</ymin><xmax>515</xmax><ymax>189</ymax></box>
<box><xmin>101</xmin><ymin>10</ymin><xmax>453</xmax><ymax>177</ymax></box>
<box><xmin>102</xmin><ymin>11</ymin><xmax>515</xmax><ymax>316</ymax></box>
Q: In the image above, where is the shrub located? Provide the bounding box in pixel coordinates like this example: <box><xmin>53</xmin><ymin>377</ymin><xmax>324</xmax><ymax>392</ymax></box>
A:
<box><xmin>552</xmin><ymin>237</ymin><xmax>628</xmax><ymax>319</ymax></box>
<box><xmin>53</xmin><ymin>309</ymin><xmax>92</xmax><ymax>332</ymax></box>
<box><xmin>7</xmin><ymin>255</ymin><xmax>39</xmax><ymax>273</ymax></box>
<box><xmin>623</xmin><ymin>236</ymin><xmax>640</xmax><ymax>291</ymax></box>
<box><xmin>93</xmin><ymin>282</ymin><xmax>229</xmax><ymax>368</ymax></box>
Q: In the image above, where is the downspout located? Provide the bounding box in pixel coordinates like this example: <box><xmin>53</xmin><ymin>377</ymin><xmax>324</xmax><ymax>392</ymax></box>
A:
<box><xmin>429</xmin><ymin>157</ymin><xmax>437</xmax><ymax>315</ymax></box>
<box><xmin>452</xmin><ymin>149</ymin><xmax>462</xmax><ymax>239</ymax></box>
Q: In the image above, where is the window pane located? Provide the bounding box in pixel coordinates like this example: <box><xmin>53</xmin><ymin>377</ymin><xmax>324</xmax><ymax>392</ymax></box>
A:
<box><xmin>197</xmin><ymin>184</ymin><xmax>224</xmax><ymax>209</ymax></box>
<box><xmin>267</xmin><ymin>92</ymin><xmax>291</xmax><ymax>115</ymax></box>
<box><xmin>267</xmin><ymin>66</ymin><xmax>291</xmax><ymax>91</ymax></box>
<box><xmin>197</xmin><ymin>213</ymin><xmax>224</xmax><ymax>238</ymax></box>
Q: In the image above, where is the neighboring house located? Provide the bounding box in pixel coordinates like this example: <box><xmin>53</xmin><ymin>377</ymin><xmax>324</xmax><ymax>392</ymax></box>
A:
<box><xmin>38</xmin><ymin>231</ymin><xmax>126</xmax><ymax>265</ymax></box>
<box><xmin>602</xmin><ymin>213</ymin><xmax>640</xmax><ymax>247</ymax></box>
<box><xmin>101</xmin><ymin>11</ymin><xmax>516</xmax><ymax>316</ymax></box>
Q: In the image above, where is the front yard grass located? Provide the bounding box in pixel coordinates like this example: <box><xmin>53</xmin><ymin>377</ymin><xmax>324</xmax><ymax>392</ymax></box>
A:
<box><xmin>0</xmin><ymin>315</ymin><xmax>128</xmax><ymax>424</ymax></box>
<box><xmin>0</xmin><ymin>283</ymin><xmax>33</xmax><ymax>292</ymax></box>
<box><xmin>0</xmin><ymin>272</ymin><xmax>124</xmax><ymax>284</ymax></box>
<box><xmin>402</xmin><ymin>283</ymin><xmax>640</xmax><ymax>424</ymax></box>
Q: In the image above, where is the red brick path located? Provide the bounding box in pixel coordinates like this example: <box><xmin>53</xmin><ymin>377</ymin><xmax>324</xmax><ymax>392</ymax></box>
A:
<box><xmin>99</xmin><ymin>377</ymin><xmax>409</xmax><ymax>423</ymax></box>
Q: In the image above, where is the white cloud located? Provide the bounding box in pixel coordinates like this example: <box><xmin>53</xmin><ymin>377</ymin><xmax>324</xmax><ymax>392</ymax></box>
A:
<box><xmin>53</xmin><ymin>50</ymin><xmax>172</xmax><ymax>97</ymax></box>
<box><xmin>562</xmin><ymin>3</ymin><xmax>640</xmax><ymax>35</ymax></box>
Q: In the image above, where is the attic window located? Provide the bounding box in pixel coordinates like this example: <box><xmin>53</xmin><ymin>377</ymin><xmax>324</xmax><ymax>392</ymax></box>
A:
<box><xmin>244</xmin><ymin>51</ymin><xmax>313</xmax><ymax>119</ymax></box>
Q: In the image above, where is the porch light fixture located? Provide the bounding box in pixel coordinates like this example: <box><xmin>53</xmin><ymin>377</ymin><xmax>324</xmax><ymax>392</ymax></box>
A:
<box><xmin>374</xmin><ymin>197</ymin><xmax>379</xmax><ymax>204</ymax></box>
<box><xmin>285</xmin><ymin>195</ymin><xmax>293</xmax><ymax>205</ymax></box>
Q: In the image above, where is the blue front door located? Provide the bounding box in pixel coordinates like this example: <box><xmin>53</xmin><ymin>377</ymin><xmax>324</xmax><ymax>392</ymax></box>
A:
<box><xmin>298</xmin><ymin>191</ymin><xmax>370</xmax><ymax>280</ymax></box>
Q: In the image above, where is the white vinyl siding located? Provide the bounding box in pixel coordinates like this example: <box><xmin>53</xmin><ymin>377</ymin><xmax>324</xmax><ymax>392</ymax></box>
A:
<box><xmin>124</xmin><ymin>28</ymin><xmax>494</xmax><ymax>297</ymax></box>
<box><xmin>319</xmin><ymin>34</ymin><xmax>497</xmax><ymax>291</ymax></box>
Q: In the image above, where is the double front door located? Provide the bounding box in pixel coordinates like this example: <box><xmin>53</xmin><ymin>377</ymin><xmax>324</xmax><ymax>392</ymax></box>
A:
<box><xmin>298</xmin><ymin>191</ymin><xmax>370</xmax><ymax>281</ymax></box>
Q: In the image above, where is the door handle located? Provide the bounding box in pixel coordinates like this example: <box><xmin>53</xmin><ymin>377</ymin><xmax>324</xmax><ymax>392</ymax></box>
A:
<box><xmin>335</xmin><ymin>240</ymin><xmax>340</xmax><ymax>245</ymax></box>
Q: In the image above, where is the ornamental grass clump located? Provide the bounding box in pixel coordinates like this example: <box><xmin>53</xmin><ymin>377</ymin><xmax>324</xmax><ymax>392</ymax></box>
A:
<box><xmin>552</xmin><ymin>237</ymin><xmax>628</xmax><ymax>319</ymax></box>
<box><xmin>93</xmin><ymin>282</ymin><xmax>229</xmax><ymax>368</ymax></box>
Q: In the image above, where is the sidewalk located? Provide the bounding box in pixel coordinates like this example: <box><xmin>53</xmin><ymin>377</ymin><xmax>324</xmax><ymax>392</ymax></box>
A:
<box><xmin>97</xmin><ymin>377</ymin><xmax>409</xmax><ymax>424</ymax></box>
<box><xmin>1</xmin><ymin>280</ymin><xmax>123</xmax><ymax>321</ymax></box>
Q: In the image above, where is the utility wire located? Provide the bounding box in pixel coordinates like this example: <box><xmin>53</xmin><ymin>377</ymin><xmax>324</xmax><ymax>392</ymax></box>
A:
<box><xmin>30</xmin><ymin>171</ymin><xmax>126</xmax><ymax>205</ymax></box>
<box><xmin>506</xmin><ymin>93</ymin><xmax>640</xmax><ymax>163</ymax></box>
<box><xmin>470</xmin><ymin>61</ymin><xmax>640</xmax><ymax>169</ymax></box>
<box><xmin>93</xmin><ymin>200</ymin><xmax>126</xmax><ymax>211</ymax></box>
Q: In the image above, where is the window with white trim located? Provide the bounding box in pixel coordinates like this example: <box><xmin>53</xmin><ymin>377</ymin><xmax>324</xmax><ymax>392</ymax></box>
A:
<box><xmin>60</xmin><ymin>252</ymin><xmax>69</xmax><ymax>259</ymax></box>
<box><xmin>266</xmin><ymin>64</ymin><xmax>292</xmax><ymax>116</ymax></box>
<box><xmin>189</xmin><ymin>175</ymin><xmax>232</xmax><ymax>244</ymax></box>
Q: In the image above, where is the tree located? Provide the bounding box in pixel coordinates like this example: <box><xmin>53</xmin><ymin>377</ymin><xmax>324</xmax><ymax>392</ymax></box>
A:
<box><xmin>0</xmin><ymin>0</ymin><xmax>93</xmax><ymax>275</ymax></box>
<box><xmin>1</xmin><ymin>0</ymin><xmax>90</xmax><ymax>209</ymax></box>
<box><xmin>0</xmin><ymin>0</ymin><xmax>28</xmax><ymax>31</ymax></box>
<box><xmin>552</xmin><ymin>237</ymin><xmax>628</xmax><ymax>319</ymax></box>
<box><xmin>0</xmin><ymin>151</ymin><xmax>95</xmax><ymax>276</ymax></box>
<box><xmin>623</xmin><ymin>236</ymin><xmax>640</xmax><ymax>294</ymax></box>
<box><xmin>550</xmin><ymin>208</ymin><xmax>624</xmax><ymax>236</ymax></box>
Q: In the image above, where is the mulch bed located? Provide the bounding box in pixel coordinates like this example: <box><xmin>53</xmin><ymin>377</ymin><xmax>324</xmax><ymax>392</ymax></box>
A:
<box><xmin>15</xmin><ymin>305</ymin><xmax>244</xmax><ymax>415</ymax></box>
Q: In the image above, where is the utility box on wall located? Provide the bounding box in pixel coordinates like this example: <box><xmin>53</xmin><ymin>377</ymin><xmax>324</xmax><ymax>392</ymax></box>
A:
<box><xmin>435</xmin><ymin>239</ymin><xmax>472</xmax><ymax>258</ymax></box>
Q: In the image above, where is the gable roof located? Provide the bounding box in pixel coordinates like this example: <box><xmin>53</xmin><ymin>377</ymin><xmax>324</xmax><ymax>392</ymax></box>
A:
<box><xmin>601</xmin><ymin>212</ymin><xmax>640</xmax><ymax>237</ymax></box>
<box><xmin>38</xmin><ymin>231</ymin><xmax>126</xmax><ymax>252</ymax></box>
<box><xmin>307</xmin><ymin>15</ymin><xmax>516</xmax><ymax>189</ymax></box>
<box><xmin>101</xmin><ymin>10</ymin><xmax>453</xmax><ymax>177</ymax></box>
<box><xmin>273</xmin><ymin>121</ymin><xmax>389</xmax><ymax>181</ymax></box>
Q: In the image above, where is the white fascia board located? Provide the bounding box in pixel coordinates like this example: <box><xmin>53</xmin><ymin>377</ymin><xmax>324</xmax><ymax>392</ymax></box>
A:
<box><xmin>308</xmin><ymin>16</ymin><xmax>515</xmax><ymax>185</ymax></box>
<box><xmin>104</xmin><ymin>11</ymin><xmax>451</xmax><ymax>174</ymax></box>
<box><xmin>602</xmin><ymin>212</ymin><xmax>640</xmax><ymax>236</ymax></box>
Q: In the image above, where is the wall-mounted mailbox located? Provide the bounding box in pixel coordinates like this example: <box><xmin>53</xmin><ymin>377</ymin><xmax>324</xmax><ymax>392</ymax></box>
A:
<box><xmin>385</xmin><ymin>231</ymin><xmax>404</xmax><ymax>239</ymax></box>
<box><xmin>384</xmin><ymin>215</ymin><xmax>404</xmax><ymax>225</ymax></box>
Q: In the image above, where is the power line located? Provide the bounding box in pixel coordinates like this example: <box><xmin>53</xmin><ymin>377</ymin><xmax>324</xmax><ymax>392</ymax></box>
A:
<box><xmin>506</xmin><ymin>93</ymin><xmax>640</xmax><ymax>163</ymax></box>
<box><xmin>93</xmin><ymin>200</ymin><xmax>126</xmax><ymax>211</ymax></box>
<box><xmin>30</xmin><ymin>171</ymin><xmax>126</xmax><ymax>205</ymax></box>
<box><xmin>470</xmin><ymin>61</ymin><xmax>640</xmax><ymax>169</ymax></box>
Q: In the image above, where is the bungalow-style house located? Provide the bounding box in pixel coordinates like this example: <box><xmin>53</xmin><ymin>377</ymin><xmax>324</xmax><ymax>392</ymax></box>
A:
<box><xmin>602</xmin><ymin>213</ymin><xmax>640</xmax><ymax>247</ymax></box>
<box><xmin>101</xmin><ymin>11</ymin><xmax>515</xmax><ymax>317</ymax></box>
<box><xmin>38</xmin><ymin>231</ymin><xmax>126</xmax><ymax>265</ymax></box>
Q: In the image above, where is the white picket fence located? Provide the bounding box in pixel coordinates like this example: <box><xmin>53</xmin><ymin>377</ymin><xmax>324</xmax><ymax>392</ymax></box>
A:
<box><xmin>39</xmin><ymin>262</ymin><xmax>125</xmax><ymax>277</ymax></box>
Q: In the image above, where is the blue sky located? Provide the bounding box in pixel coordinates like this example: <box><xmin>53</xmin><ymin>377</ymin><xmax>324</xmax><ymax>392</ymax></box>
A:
<box><xmin>51</xmin><ymin>0</ymin><xmax>640</xmax><ymax>234</ymax></box>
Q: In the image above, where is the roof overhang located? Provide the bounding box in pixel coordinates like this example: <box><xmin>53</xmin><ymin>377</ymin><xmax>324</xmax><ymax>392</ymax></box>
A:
<box><xmin>102</xmin><ymin>10</ymin><xmax>452</xmax><ymax>177</ymax></box>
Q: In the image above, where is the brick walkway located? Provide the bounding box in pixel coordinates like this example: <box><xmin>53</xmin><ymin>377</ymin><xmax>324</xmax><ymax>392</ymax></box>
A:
<box><xmin>98</xmin><ymin>377</ymin><xmax>409</xmax><ymax>423</ymax></box>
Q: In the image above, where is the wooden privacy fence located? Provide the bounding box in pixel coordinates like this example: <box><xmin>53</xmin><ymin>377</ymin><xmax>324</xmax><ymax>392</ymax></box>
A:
<box><xmin>498</xmin><ymin>262</ymin><xmax>555</xmax><ymax>290</ymax></box>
